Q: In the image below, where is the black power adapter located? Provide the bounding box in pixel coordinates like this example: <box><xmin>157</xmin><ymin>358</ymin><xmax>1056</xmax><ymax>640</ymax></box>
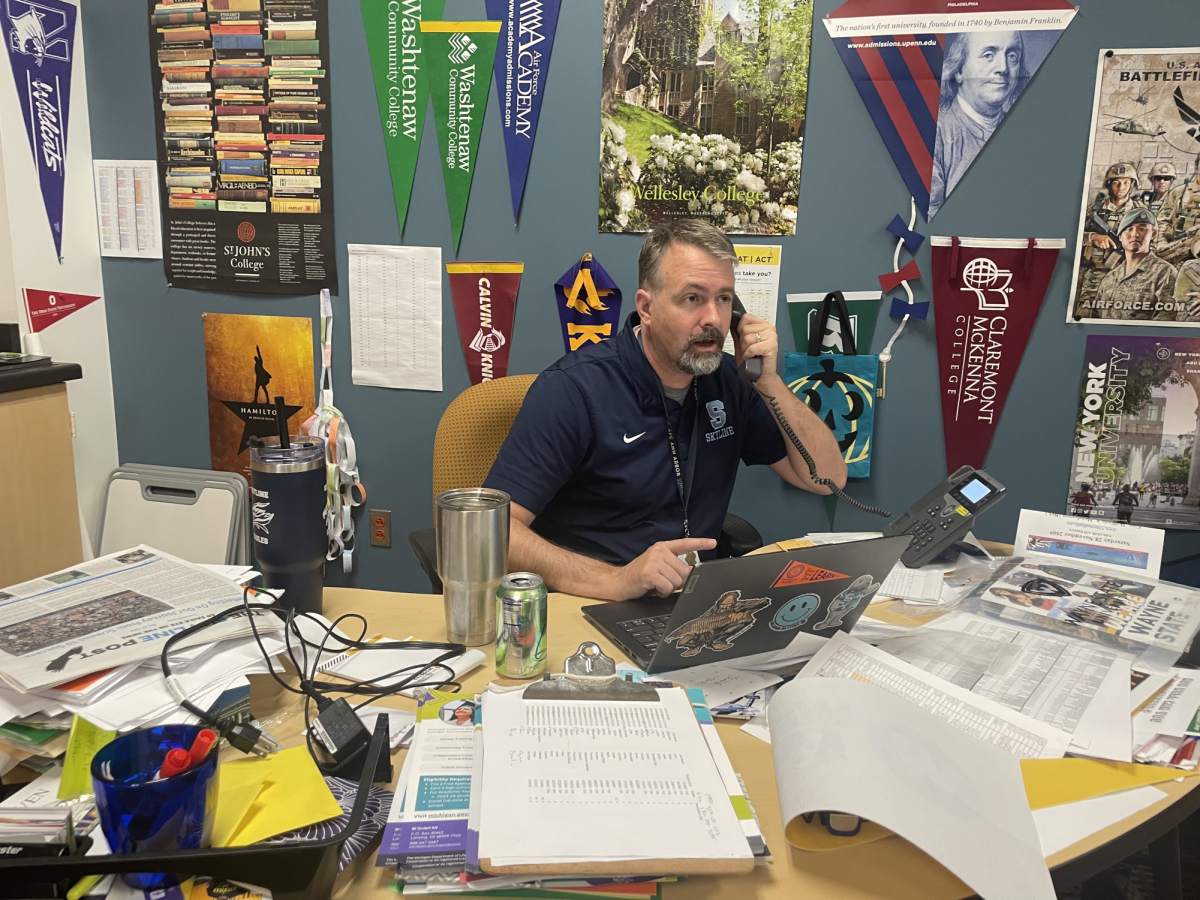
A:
<box><xmin>311</xmin><ymin>698</ymin><xmax>371</xmax><ymax>762</ymax></box>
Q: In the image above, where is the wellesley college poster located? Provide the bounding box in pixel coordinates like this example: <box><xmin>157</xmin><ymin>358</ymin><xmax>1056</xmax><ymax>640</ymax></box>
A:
<box><xmin>599</xmin><ymin>0</ymin><xmax>813</xmax><ymax>235</ymax></box>
<box><xmin>147</xmin><ymin>0</ymin><xmax>337</xmax><ymax>294</ymax></box>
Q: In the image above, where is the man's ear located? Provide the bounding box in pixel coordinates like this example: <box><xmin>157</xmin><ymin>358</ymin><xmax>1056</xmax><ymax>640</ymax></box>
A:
<box><xmin>635</xmin><ymin>287</ymin><xmax>653</xmax><ymax>323</ymax></box>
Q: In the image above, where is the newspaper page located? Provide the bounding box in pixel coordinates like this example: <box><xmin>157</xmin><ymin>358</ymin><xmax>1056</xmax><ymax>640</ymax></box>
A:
<box><xmin>0</xmin><ymin>546</ymin><xmax>278</xmax><ymax>692</ymax></box>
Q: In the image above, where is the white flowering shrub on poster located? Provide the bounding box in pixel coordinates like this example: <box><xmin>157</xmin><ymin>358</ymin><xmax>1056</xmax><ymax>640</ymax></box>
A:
<box><xmin>599</xmin><ymin>119</ymin><xmax>649</xmax><ymax>233</ymax></box>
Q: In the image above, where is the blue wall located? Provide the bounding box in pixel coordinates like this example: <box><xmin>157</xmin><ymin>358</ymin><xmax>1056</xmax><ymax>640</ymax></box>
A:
<box><xmin>82</xmin><ymin>0</ymin><xmax>1200</xmax><ymax>592</ymax></box>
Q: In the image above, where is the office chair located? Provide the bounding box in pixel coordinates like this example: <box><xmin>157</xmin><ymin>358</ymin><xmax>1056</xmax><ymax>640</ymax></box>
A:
<box><xmin>409</xmin><ymin>375</ymin><xmax>764</xmax><ymax>593</ymax></box>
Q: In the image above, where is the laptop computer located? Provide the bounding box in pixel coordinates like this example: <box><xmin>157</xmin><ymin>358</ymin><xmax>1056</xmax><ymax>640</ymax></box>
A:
<box><xmin>583</xmin><ymin>536</ymin><xmax>909</xmax><ymax>674</ymax></box>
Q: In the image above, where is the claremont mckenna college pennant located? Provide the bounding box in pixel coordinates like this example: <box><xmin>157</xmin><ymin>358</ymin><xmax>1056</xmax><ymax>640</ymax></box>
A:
<box><xmin>421</xmin><ymin>20</ymin><xmax>500</xmax><ymax>252</ymax></box>
<box><xmin>932</xmin><ymin>236</ymin><xmax>1063</xmax><ymax>473</ymax></box>
<box><xmin>447</xmin><ymin>262</ymin><xmax>522</xmax><ymax>384</ymax></box>
<box><xmin>824</xmin><ymin>0</ymin><xmax>1075</xmax><ymax>219</ymax></box>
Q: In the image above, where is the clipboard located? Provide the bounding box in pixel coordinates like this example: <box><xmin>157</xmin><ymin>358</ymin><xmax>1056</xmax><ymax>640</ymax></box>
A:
<box><xmin>478</xmin><ymin>643</ymin><xmax>757</xmax><ymax>878</ymax></box>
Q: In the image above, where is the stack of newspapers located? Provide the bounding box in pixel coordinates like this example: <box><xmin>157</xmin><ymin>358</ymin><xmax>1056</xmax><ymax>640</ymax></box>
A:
<box><xmin>0</xmin><ymin>546</ymin><xmax>284</xmax><ymax>777</ymax></box>
<box><xmin>377</xmin><ymin>686</ymin><xmax>769</xmax><ymax>898</ymax></box>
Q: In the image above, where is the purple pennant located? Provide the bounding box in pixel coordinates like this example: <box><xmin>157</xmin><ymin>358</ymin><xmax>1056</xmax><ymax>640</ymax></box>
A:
<box><xmin>886</xmin><ymin>214</ymin><xmax>925</xmax><ymax>254</ymax></box>
<box><xmin>554</xmin><ymin>253</ymin><xmax>623</xmax><ymax>354</ymax></box>
<box><xmin>485</xmin><ymin>0</ymin><xmax>561</xmax><ymax>221</ymax></box>
<box><xmin>890</xmin><ymin>297</ymin><xmax>929</xmax><ymax>320</ymax></box>
<box><xmin>2</xmin><ymin>0</ymin><xmax>76</xmax><ymax>261</ymax></box>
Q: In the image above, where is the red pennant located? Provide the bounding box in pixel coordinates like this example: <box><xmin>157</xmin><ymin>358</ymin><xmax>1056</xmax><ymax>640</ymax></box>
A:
<box><xmin>447</xmin><ymin>263</ymin><xmax>522</xmax><ymax>385</ymax></box>
<box><xmin>23</xmin><ymin>289</ymin><xmax>101</xmax><ymax>333</ymax></box>
<box><xmin>771</xmin><ymin>561</ymin><xmax>849</xmax><ymax>588</ymax></box>
<box><xmin>878</xmin><ymin>259</ymin><xmax>921</xmax><ymax>294</ymax></box>
<box><xmin>932</xmin><ymin>237</ymin><xmax>1061</xmax><ymax>472</ymax></box>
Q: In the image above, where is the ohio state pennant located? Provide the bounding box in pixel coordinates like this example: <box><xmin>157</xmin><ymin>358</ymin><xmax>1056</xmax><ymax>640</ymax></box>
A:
<box><xmin>23</xmin><ymin>288</ymin><xmax>99</xmax><ymax>333</ymax></box>
<box><xmin>932</xmin><ymin>236</ymin><xmax>1063</xmax><ymax>472</ymax></box>
<box><xmin>554</xmin><ymin>253</ymin><xmax>622</xmax><ymax>353</ymax></box>
<box><xmin>447</xmin><ymin>262</ymin><xmax>522</xmax><ymax>384</ymax></box>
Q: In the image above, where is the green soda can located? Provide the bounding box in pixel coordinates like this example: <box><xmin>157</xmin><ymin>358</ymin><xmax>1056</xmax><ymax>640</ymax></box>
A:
<box><xmin>495</xmin><ymin>572</ymin><xmax>548</xmax><ymax>679</ymax></box>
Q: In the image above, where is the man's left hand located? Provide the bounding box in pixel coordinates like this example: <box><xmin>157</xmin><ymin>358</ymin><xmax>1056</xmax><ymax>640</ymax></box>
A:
<box><xmin>735</xmin><ymin>312</ymin><xmax>779</xmax><ymax>385</ymax></box>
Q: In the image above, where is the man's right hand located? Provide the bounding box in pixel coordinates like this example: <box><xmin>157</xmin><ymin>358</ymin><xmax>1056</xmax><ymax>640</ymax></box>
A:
<box><xmin>1090</xmin><ymin>233</ymin><xmax>1115</xmax><ymax>249</ymax></box>
<box><xmin>614</xmin><ymin>538</ymin><xmax>717</xmax><ymax>600</ymax></box>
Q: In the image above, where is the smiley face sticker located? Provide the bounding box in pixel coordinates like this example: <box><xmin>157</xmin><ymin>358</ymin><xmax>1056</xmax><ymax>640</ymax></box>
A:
<box><xmin>770</xmin><ymin>593</ymin><xmax>821</xmax><ymax>631</ymax></box>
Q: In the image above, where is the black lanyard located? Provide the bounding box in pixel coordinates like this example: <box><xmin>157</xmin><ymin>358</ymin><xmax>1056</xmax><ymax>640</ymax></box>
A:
<box><xmin>661</xmin><ymin>382</ymin><xmax>700</xmax><ymax>539</ymax></box>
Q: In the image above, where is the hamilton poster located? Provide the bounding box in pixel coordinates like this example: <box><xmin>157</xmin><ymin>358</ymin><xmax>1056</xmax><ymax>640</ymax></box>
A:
<box><xmin>599</xmin><ymin>0</ymin><xmax>813</xmax><ymax>235</ymax></box>
<box><xmin>203</xmin><ymin>312</ymin><xmax>315</xmax><ymax>478</ymax></box>
<box><xmin>147</xmin><ymin>0</ymin><xmax>337</xmax><ymax>294</ymax></box>
<box><xmin>1069</xmin><ymin>334</ymin><xmax>1200</xmax><ymax>531</ymax></box>
<box><xmin>1068</xmin><ymin>49</ymin><xmax>1200</xmax><ymax>324</ymax></box>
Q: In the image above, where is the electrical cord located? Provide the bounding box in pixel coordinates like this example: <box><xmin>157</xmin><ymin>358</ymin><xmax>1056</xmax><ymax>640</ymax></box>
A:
<box><xmin>755</xmin><ymin>384</ymin><xmax>891</xmax><ymax>518</ymax></box>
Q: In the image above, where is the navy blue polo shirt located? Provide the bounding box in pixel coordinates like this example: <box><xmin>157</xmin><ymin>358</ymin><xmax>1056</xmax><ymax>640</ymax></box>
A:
<box><xmin>483</xmin><ymin>314</ymin><xmax>787</xmax><ymax>566</ymax></box>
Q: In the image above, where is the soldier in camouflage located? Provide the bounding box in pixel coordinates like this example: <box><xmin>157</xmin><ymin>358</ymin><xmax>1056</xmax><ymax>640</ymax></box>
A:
<box><xmin>1076</xmin><ymin>163</ymin><xmax>1144</xmax><ymax>317</ymax></box>
<box><xmin>1093</xmin><ymin>208</ymin><xmax>1179</xmax><ymax>320</ymax></box>
<box><xmin>1144</xmin><ymin>162</ymin><xmax>1176</xmax><ymax>215</ymax></box>
<box><xmin>1156</xmin><ymin>154</ymin><xmax>1200</xmax><ymax>261</ymax></box>
<box><xmin>1174</xmin><ymin>235</ymin><xmax>1200</xmax><ymax>323</ymax></box>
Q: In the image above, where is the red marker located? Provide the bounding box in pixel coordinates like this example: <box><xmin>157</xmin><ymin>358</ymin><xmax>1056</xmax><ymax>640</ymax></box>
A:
<box><xmin>158</xmin><ymin>747</ymin><xmax>192</xmax><ymax>779</ymax></box>
<box><xmin>188</xmin><ymin>729</ymin><xmax>217</xmax><ymax>767</ymax></box>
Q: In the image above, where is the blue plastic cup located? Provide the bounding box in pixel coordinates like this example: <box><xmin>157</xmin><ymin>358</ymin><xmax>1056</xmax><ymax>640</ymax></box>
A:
<box><xmin>91</xmin><ymin>724</ymin><xmax>220</xmax><ymax>889</ymax></box>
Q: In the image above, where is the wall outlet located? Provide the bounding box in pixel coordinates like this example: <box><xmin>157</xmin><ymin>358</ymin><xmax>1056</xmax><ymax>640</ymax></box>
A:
<box><xmin>369</xmin><ymin>509</ymin><xmax>391</xmax><ymax>548</ymax></box>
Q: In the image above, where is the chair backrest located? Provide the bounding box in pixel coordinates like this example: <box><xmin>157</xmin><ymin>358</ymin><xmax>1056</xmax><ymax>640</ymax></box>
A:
<box><xmin>432</xmin><ymin>374</ymin><xmax>538</xmax><ymax>499</ymax></box>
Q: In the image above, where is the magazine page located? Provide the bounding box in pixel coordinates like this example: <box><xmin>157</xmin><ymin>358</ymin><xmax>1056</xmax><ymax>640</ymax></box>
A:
<box><xmin>1015</xmin><ymin>509</ymin><xmax>1165</xmax><ymax>578</ymax></box>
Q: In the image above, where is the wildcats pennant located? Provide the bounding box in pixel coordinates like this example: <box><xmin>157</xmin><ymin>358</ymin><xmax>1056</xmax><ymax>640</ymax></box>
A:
<box><xmin>824</xmin><ymin>0</ymin><xmax>1075</xmax><ymax>219</ymax></box>
<box><xmin>771</xmin><ymin>561</ymin><xmax>849</xmax><ymax>589</ymax></box>
<box><xmin>447</xmin><ymin>262</ymin><xmax>522</xmax><ymax>384</ymax></box>
<box><xmin>484</xmin><ymin>0</ymin><xmax>560</xmax><ymax>221</ymax></box>
<box><xmin>3</xmin><ymin>0</ymin><xmax>77</xmax><ymax>260</ymax></box>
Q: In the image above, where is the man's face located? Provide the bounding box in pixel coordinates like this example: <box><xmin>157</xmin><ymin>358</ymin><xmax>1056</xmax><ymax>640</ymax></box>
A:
<box><xmin>1109</xmin><ymin>177</ymin><xmax>1133</xmax><ymax>201</ymax></box>
<box><xmin>1153</xmin><ymin>175</ymin><xmax>1174</xmax><ymax>198</ymax></box>
<box><xmin>956</xmin><ymin>31</ymin><xmax>1022</xmax><ymax>115</ymax></box>
<box><xmin>1120</xmin><ymin>223</ymin><xmax>1155</xmax><ymax>254</ymax></box>
<box><xmin>641</xmin><ymin>242</ymin><xmax>735</xmax><ymax>377</ymax></box>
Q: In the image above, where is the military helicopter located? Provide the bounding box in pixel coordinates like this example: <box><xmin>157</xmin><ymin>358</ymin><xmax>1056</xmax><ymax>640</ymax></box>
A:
<box><xmin>1104</xmin><ymin>114</ymin><xmax>1167</xmax><ymax>137</ymax></box>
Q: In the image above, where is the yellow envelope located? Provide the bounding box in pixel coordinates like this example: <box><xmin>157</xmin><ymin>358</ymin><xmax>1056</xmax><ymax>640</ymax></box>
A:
<box><xmin>224</xmin><ymin>746</ymin><xmax>342</xmax><ymax>846</ymax></box>
<box><xmin>1021</xmin><ymin>758</ymin><xmax>1198</xmax><ymax>810</ymax></box>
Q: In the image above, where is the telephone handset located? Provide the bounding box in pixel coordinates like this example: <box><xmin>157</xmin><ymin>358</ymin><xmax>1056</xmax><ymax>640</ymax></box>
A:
<box><xmin>728</xmin><ymin>294</ymin><xmax>888</xmax><ymax>517</ymax></box>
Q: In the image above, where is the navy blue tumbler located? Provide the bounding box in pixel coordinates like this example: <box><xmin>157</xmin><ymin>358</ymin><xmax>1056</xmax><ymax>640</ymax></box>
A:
<box><xmin>250</xmin><ymin>435</ymin><xmax>327</xmax><ymax>615</ymax></box>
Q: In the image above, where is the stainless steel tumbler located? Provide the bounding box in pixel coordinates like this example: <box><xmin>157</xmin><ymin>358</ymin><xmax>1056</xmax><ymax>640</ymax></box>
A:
<box><xmin>435</xmin><ymin>487</ymin><xmax>510</xmax><ymax>645</ymax></box>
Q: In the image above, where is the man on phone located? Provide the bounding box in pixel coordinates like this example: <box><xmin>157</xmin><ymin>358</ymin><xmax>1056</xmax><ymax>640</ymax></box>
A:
<box><xmin>483</xmin><ymin>221</ymin><xmax>845</xmax><ymax>601</ymax></box>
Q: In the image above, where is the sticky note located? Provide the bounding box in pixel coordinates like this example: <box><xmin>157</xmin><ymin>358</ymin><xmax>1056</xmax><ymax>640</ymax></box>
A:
<box><xmin>212</xmin><ymin>762</ymin><xmax>275</xmax><ymax>847</ymax></box>
<box><xmin>58</xmin><ymin>716</ymin><xmax>116</xmax><ymax>800</ymax></box>
<box><xmin>223</xmin><ymin>747</ymin><xmax>342</xmax><ymax>846</ymax></box>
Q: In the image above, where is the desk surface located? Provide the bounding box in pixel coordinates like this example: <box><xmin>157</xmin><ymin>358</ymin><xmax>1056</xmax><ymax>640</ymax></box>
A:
<box><xmin>249</xmin><ymin>587</ymin><xmax>1200</xmax><ymax>900</ymax></box>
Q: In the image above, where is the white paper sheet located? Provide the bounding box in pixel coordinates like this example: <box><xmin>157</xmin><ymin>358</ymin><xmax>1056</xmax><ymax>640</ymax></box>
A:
<box><xmin>723</xmin><ymin>244</ymin><xmax>782</xmax><ymax>354</ymax></box>
<box><xmin>799</xmin><ymin>632</ymin><xmax>1072</xmax><ymax>758</ymax></box>
<box><xmin>1033</xmin><ymin>786</ymin><xmax>1167</xmax><ymax>857</ymax></box>
<box><xmin>1131</xmin><ymin>668</ymin><xmax>1173</xmax><ymax>712</ymax></box>
<box><xmin>653</xmin><ymin>662</ymin><xmax>782</xmax><ymax>709</ymax></box>
<box><xmin>769</xmin><ymin>677</ymin><xmax>1055</xmax><ymax>900</ymax></box>
<box><xmin>348</xmin><ymin>244</ymin><xmax>442</xmax><ymax>391</ymax></box>
<box><xmin>478</xmin><ymin>687</ymin><xmax>753</xmax><ymax>865</ymax></box>
<box><xmin>1015</xmin><ymin>509</ymin><xmax>1164</xmax><ymax>579</ymax></box>
<box><xmin>1068</xmin><ymin>658</ymin><xmax>1132</xmax><ymax>762</ymax></box>
<box><xmin>1134</xmin><ymin>668</ymin><xmax>1200</xmax><ymax>741</ymax></box>
<box><xmin>92</xmin><ymin>160</ymin><xmax>163</xmax><ymax>259</ymax></box>
<box><xmin>879</xmin><ymin>562</ymin><xmax>947</xmax><ymax>604</ymax></box>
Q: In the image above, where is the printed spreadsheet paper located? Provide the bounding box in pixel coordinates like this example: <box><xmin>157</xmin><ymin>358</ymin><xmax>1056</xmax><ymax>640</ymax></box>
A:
<box><xmin>799</xmin><ymin>632</ymin><xmax>1072</xmax><ymax>759</ymax></box>
<box><xmin>348</xmin><ymin>244</ymin><xmax>442</xmax><ymax>391</ymax></box>
<box><xmin>92</xmin><ymin>161</ymin><xmax>162</xmax><ymax>259</ymax></box>
<box><xmin>723</xmin><ymin>244</ymin><xmax>782</xmax><ymax>354</ymax></box>
<box><xmin>478</xmin><ymin>687</ymin><xmax>753</xmax><ymax>865</ymax></box>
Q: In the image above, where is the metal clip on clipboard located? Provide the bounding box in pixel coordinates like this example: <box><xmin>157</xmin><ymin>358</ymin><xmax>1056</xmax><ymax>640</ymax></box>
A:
<box><xmin>523</xmin><ymin>642</ymin><xmax>660</xmax><ymax>702</ymax></box>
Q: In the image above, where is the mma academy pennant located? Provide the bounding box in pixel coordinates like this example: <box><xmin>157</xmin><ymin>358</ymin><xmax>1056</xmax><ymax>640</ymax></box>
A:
<box><xmin>447</xmin><ymin>262</ymin><xmax>522</xmax><ymax>384</ymax></box>
<box><xmin>932</xmin><ymin>236</ymin><xmax>1064</xmax><ymax>472</ymax></box>
<box><xmin>3</xmin><ymin>0</ymin><xmax>77</xmax><ymax>260</ymax></box>
<box><xmin>484</xmin><ymin>0</ymin><xmax>560</xmax><ymax>221</ymax></box>
<box><xmin>554</xmin><ymin>253</ymin><xmax>622</xmax><ymax>353</ymax></box>
<box><xmin>421</xmin><ymin>21</ymin><xmax>500</xmax><ymax>251</ymax></box>
<box><xmin>823</xmin><ymin>0</ymin><xmax>1076</xmax><ymax>219</ymax></box>
<box><xmin>361</xmin><ymin>0</ymin><xmax>446</xmax><ymax>235</ymax></box>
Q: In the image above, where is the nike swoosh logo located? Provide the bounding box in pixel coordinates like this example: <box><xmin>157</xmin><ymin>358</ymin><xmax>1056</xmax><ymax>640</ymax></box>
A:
<box><xmin>623</xmin><ymin>432</ymin><xmax>646</xmax><ymax>444</ymax></box>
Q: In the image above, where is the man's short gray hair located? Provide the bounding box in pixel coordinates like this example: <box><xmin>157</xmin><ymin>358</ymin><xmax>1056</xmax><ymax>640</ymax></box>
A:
<box><xmin>638</xmin><ymin>220</ymin><xmax>737</xmax><ymax>290</ymax></box>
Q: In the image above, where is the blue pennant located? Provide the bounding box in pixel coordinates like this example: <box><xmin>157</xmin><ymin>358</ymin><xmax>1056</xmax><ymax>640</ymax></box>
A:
<box><xmin>890</xmin><ymin>297</ymin><xmax>929</xmax><ymax>320</ymax></box>
<box><xmin>886</xmin><ymin>215</ymin><xmax>925</xmax><ymax>254</ymax></box>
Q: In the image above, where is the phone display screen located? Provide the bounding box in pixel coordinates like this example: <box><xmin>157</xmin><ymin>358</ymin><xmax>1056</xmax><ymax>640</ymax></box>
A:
<box><xmin>958</xmin><ymin>478</ymin><xmax>992</xmax><ymax>506</ymax></box>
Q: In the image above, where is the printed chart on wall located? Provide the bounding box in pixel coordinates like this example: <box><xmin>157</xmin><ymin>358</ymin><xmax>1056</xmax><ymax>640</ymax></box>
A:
<box><xmin>146</xmin><ymin>0</ymin><xmax>337</xmax><ymax>294</ymax></box>
<box><xmin>1067</xmin><ymin>48</ymin><xmax>1200</xmax><ymax>324</ymax></box>
<box><xmin>1069</xmin><ymin>334</ymin><xmax>1200</xmax><ymax>530</ymax></box>
<box><xmin>598</xmin><ymin>0</ymin><xmax>812</xmax><ymax>235</ymax></box>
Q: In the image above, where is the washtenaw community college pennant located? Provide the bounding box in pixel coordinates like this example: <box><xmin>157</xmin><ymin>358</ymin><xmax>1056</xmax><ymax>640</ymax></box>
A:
<box><xmin>23</xmin><ymin>288</ymin><xmax>98</xmax><ymax>333</ymax></box>
<box><xmin>447</xmin><ymin>262</ymin><xmax>522</xmax><ymax>384</ymax></box>
<box><xmin>554</xmin><ymin>253</ymin><xmax>622</xmax><ymax>353</ymax></box>
<box><xmin>484</xmin><ymin>0</ymin><xmax>560</xmax><ymax>221</ymax></box>
<box><xmin>361</xmin><ymin>0</ymin><xmax>445</xmax><ymax>235</ymax></box>
<box><xmin>421</xmin><ymin>20</ymin><xmax>500</xmax><ymax>252</ymax></box>
<box><xmin>3</xmin><ymin>0</ymin><xmax>77</xmax><ymax>260</ymax></box>
<box><xmin>823</xmin><ymin>0</ymin><xmax>1075</xmax><ymax>219</ymax></box>
<box><xmin>932</xmin><ymin>236</ymin><xmax>1064</xmax><ymax>472</ymax></box>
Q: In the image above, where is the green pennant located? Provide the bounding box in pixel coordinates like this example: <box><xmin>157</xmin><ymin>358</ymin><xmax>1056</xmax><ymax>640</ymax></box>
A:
<box><xmin>361</xmin><ymin>0</ymin><xmax>446</xmax><ymax>235</ymax></box>
<box><xmin>421</xmin><ymin>20</ymin><xmax>500</xmax><ymax>252</ymax></box>
<box><xmin>787</xmin><ymin>295</ymin><xmax>883</xmax><ymax>355</ymax></box>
